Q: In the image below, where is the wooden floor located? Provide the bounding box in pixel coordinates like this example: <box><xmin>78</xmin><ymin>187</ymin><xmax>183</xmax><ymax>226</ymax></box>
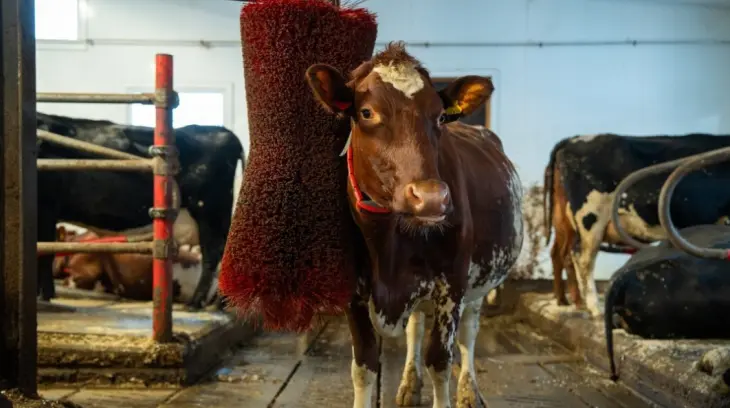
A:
<box><xmin>164</xmin><ymin>313</ymin><xmax>658</xmax><ymax>408</ymax></box>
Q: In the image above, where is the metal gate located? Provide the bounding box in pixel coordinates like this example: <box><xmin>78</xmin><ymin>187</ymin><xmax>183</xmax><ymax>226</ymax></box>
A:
<box><xmin>35</xmin><ymin>54</ymin><xmax>180</xmax><ymax>344</ymax></box>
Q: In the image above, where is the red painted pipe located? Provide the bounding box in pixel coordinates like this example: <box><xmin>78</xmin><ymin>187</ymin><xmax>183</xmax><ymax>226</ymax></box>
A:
<box><xmin>153</xmin><ymin>53</ymin><xmax>174</xmax><ymax>343</ymax></box>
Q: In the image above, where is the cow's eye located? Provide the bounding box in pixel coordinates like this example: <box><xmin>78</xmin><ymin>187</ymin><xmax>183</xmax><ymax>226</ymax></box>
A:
<box><xmin>438</xmin><ymin>113</ymin><xmax>447</xmax><ymax>125</ymax></box>
<box><xmin>360</xmin><ymin>109</ymin><xmax>373</xmax><ymax>120</ymax></box>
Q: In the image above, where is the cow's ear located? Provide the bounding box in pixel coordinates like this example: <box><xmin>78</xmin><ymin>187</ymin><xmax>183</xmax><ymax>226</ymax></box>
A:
<box><xmin>306</xmin><ymin>64</ymin><xmax>354</xmax><ymax>115</ymax></box>
<box><xmin>438</xmin><ymin>76</ymin><xmax>494</xmax><ymax>120</ymax></box>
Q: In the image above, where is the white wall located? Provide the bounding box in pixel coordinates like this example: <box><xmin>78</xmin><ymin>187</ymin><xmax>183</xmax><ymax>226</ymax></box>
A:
<box><xmin>37</xmin><ymin>0</ymin><xmax>730</xmax><ymax>279</ymax></box>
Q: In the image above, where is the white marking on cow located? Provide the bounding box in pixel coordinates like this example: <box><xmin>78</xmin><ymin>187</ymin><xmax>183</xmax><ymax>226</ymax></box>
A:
<box><xmin>465</xmin><ymin>256</ymin><xmax>509</xmax><ymax>303</ymax></box>
<box><xmin>172</xmin><ymin>253</ymin><xmax>217</xmax><ymax>305</ymax></box>
<box><xmin>427</xmin><ymin>365</ymin><xmax>451</xmax><ymax>408</ymax></box>
<box><xmin>456</xmin><ymin>298</ymin><xmax>484</xmax><ymax>406</ymax></box>
<box><xmin>351</xmin><ymin>360</ymin><xmax>376</xmax><ymax>408</ymax></box>
<box><xmin>457</xmin><ymin>298</ymin><xmax>480</xmax><ymax>376</ymax></box>
<box><xmin>368</xmin><ymin>299</ymin><xmax>403</xmax><ymax>338</ymax></box>
<box><xmin>372</xmin><ymin>62</ymin><xmax>424</xmax><ymax>99</ymax></box>
<box><xmin>508</xmin><ymin>169</ymin><xmax>525</xmax><ymax>257</ymax></box>
<box><xmin>616</xmin><ymin>204</ymin><xmax>667</xmax><ymax>242</ymax></box>
<box><xmin>368</xmin><ymin>280</ymin><xmax>433</xmax><ymax>338</ymax></box>
<box><xmin>570</xmin><ymin>134</ymin><xmax>600</xmax><ymax>144</ymax></box>
<box><xmin>397</xmin><ymin>310</ymin><xmax>425</xmax><ymax>406</ymax></box>
<box><xmin>571</xmin><ymin>189</ymin><xmax>612</xmax><ymax>317</ymax></box>
<box><xmin>433</xmin><ymin>280</ymin><xmax>460</xmax><ymax>351</ymax></box>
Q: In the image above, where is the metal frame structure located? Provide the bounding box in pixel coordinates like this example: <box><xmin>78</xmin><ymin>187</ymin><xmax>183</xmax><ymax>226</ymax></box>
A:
<box><xmin>35</xmin><ymin>54</ymin><xmax>180</xmax><ymax>343</ymax></box>
<box><xmin>610</xmin><ymin>146</ymin><xmax>730</xmax><ymax>258</ymax></box>
<box><xmin>610</xmin><ymin>155</ymin><xmax>697</xmax><ymax>249</ymax></box>
<box><xmin>0</xmin><ymin>0</ymin><xmax>181</xmax><ymax>400</ymax></box>
<box><xmin>658</xmin><ymin>146</ymin><xmax>730</xmax><ymax>259</ymax></box>
<box><xmin>1</xmin><ymin>1</ymin><xmax>179</xmax><ymax>394</ymax></box>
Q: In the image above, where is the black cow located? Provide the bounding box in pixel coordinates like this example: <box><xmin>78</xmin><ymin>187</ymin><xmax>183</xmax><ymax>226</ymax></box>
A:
<box><xmin>605</xmin><ymin>224</ymin><xmax>730</xmax><ymax>381</ymax></box>
<box><xmin>36</xmin><ymin>112</ymin><xmax>245</xmax><ymax>309</ymax></box>
<box><xmin>544</xmin><ymin>133</ymin><xmax>730</xmax><ymax>317</ymax></box>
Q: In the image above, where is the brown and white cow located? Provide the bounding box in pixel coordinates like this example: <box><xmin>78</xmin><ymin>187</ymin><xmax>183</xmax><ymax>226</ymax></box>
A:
<box><xmin>53</xmin><ymin>211</ymin><xmax>216</xmax><ymax>304</ymax></box>
<box><xmin>306</xmin><ymin>42</ymin><xmax>523</xmax><ymax>408</ymax></box>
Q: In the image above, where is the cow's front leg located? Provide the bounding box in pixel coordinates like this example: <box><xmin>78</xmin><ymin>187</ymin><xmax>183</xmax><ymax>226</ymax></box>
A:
<box><xmin>396</xmin><ymin>310</ymin><xmax>425</xmax><ymax>406</ymax></box>
<box><xmin>426</xmin><ymin>285</ymin><xmax>462</xmax><ymax>408</ymax></box>
<box><xmin>456</xmin><ymin>298</ymin><xmax>487</xmax><ymax>408</ymax></box>
<box><xmin>346</xmin><ymin>297</ymin><xmax>379</xmax><ymax>408</ymax></box>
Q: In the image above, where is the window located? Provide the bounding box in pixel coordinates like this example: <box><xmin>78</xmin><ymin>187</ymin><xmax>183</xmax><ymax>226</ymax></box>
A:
<box><xmin>36</xmin><ymin>0</ymin><xmax>80</xmax><ymax>41</ymax></box>
<box><xmin>129</xmin><ymin>91</ymin><xmax>226</xmax><ymax>128</ymax></box>
<box><xmin>432</xmin><ymin>77</ymin><xmax>492</xmax><ymax>128</ymax></box>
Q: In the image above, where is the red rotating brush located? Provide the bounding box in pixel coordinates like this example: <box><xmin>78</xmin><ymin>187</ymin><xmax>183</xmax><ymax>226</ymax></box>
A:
<box><xmin>219</xmin><ymin>0</ymin><xmax>377</xmax><ymax>332</ymax></box>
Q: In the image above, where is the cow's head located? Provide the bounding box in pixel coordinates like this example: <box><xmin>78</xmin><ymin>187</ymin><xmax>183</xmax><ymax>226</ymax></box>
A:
<box><xmin>306</xmin><ymin>42</ymin><xmax>493</xmax><ymax>228</ymax></box>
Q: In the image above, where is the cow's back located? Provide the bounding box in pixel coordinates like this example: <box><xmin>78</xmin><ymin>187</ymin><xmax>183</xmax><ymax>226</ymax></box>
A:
<box><xmin>557</xmin><ymin>133</ymin><xmax>730</xmax><ymax>229</ymax></box>
<box><xmin>36</xmin><ymin>113</ymin><xmax>244</xmax><ymax>230</ymax></box>
<box><xmin>558</xmin><ymin>133</ymin><xmax>730</xmax><ymax>189</ymax></box>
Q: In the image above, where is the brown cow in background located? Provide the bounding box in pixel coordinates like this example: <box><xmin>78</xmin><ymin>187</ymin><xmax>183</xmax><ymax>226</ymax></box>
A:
<box><xmin>53</xmin><ymin>209</ymin><xmax>217</xmax><ymax>304</ymax></box>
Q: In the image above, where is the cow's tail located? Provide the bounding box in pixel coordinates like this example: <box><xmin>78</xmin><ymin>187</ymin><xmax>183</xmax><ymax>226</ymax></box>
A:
<box><xmin>604</xmin><ymin>264</ymin><xmax>634</xmax><ymax>382</ymax></box>
<box><xmin>543</xmin><ymin>137</ymin><xmax>574</xmax><ymax>246</ymax></box>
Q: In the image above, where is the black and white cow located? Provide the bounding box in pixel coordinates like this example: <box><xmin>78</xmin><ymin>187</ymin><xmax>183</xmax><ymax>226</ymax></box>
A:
<box><xmin>37</xmin><ymin>112</ymin><xmax>245</xmax><ymax>309</ymax></box>
<box><xmin>545</xmin><ymin>133</ymin><xmax>730</xmax><ymax>317</ymax></box>
<box><xmin>605</xmin><ymin>224</ymin><xmax>730</xmax><ymax>381</ymax></box>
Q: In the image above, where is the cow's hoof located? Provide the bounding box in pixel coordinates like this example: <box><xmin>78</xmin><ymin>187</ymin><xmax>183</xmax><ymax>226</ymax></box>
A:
<box><xmin>456</xmin><ymin>376</ymin><xmax>487</xmax><ymax>408</ymax></box>
<box><xmin>555</xmin><ymin>296</ymin><xmax>570</xmax><ymax>306</ymax></box>
<box><xmin>395</xmin><ymin>371</ymin><xmax>423</xmax><ymax>406</ymax></box>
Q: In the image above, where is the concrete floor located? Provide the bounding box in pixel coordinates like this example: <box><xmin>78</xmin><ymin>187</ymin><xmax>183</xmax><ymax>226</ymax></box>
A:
<box><xmin>38</xmin><ymin>313</ymin><xmax>654</xmax><ymax>408</ymax></box>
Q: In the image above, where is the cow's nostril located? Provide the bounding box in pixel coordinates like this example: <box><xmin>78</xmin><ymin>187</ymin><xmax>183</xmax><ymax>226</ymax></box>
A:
<box><xmin>404</xmin><ymin>180</ymin><xmax>450</xmax><ymax>217</ymax></box>
<box><xmin>405</xmin><ymin>183</ymin><xmax>424</xmax><ymax>209</ymax></box>
<box><xmin>440</xmin><ymin>187</ymin><xmax>450</xmax><ymax>207</ymax></box>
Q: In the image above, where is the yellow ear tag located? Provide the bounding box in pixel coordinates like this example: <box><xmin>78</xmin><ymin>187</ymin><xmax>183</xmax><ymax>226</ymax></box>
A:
<box><xmin>445</xmin><ymin>104</ymin><xmax>462</xmax><ymax>116</ymax></box>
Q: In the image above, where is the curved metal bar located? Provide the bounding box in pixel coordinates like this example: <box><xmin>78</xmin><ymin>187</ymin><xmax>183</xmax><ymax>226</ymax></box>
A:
<box><xmin>611</xmin><ymin>156</ymin><xmax>694</xmax><ymax>249</ymax></box>
<box><xmin>658</xmin><ymin>146</ymin><xmax>730</xmax><ymax>260</ymax></box>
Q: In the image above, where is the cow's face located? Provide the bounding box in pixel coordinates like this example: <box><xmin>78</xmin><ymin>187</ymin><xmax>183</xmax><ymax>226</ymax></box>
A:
<box><xmin>307</xmin><ymin>42</ymin><xmax>493</xmax><ymax>228</ymax></box>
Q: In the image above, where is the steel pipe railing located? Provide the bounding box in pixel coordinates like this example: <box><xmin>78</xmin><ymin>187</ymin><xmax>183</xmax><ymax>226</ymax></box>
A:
<box><xmin>36</xmin><ymin>53</ymin><xmax>178</xmax><ymax>343</ymax></box>
<box><xmin>37</xmin><ymin>92</ymin><xmax>155</xmax><ymax>105</ymax></box>
<box><xmin>37</xmin><ymin>129</ymin><xmax>145</xmax><ymax>160</ymax></box>
<box><xmin>610</xmin><ymin>156</ymin><xmax>695</xmax><ymax>249</ymax></box>
<box><xmin>658</xmin><ymin>146</ymin><xmax>730</xmax><ymax>260</ymax></box>
<box><xmin>37</xmin><ymin>242</ymin><xmax>152</xmax><ymax>255</ymax></box>
<box><xmin>37</xmin><ymin>159</ymin><xmax>152</xmax><ymax>171</ymax></box>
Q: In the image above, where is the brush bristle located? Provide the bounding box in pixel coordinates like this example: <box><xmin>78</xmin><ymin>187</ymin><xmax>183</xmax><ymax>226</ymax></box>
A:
<box><xmin>218</xmin><ymin>0</ymin><xmax>377</xmax><ymax>332</ymax></box>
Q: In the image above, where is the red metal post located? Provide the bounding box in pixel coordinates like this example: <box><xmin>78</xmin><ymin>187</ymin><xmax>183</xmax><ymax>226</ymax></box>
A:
<box><xmin>152</xmin><ymin>54</ymin><xmax>174</xmax><ymax>343</ymax></box>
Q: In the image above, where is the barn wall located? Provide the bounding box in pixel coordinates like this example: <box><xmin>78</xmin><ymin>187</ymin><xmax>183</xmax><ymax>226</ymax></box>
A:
<box><xmin>37</xmin><ymin>0</ymin><xmax>730</xmax><ymax>279</ymax></box>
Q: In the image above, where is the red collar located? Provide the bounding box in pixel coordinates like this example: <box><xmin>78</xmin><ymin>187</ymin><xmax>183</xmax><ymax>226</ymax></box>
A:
<box><xmin>342</xmin><ymin>132</ymin><xmax>391</xmax><ymax>214</ymax></box>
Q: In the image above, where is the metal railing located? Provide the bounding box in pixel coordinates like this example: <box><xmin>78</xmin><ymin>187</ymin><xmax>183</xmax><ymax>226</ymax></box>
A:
<box><xmin>610</xmin><ymin>156</ymin><xmax>695</xmax><ymax>249</ymax></box>
<box><xmin>610</xmin><ymin>146</ymin><xmax>730</xmax><ymax>260</ymax></box>
<box><xmin>36</xmin><ymin>54</ymin><xmax>179</xmax><ymax>343</ymax></box>
<box><xmin>658</xmin><ymin>146</ymin><xmax>730</xmax><ymax>260</ymax></box>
